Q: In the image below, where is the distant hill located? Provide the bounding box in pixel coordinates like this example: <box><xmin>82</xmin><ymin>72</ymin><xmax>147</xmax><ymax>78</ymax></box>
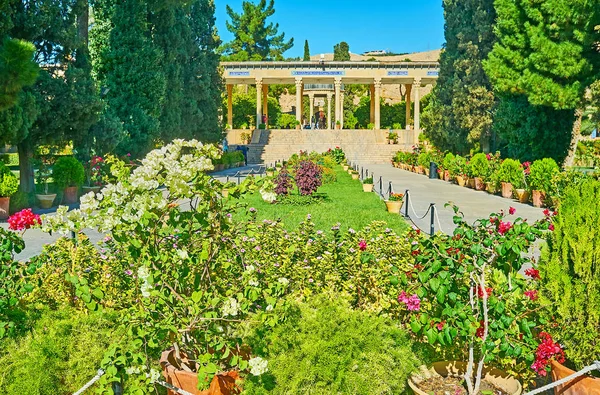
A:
<box><xmin>309</xmin><ymin>49</ymin><xmax>441</xmax><ymax>62</ymax></box>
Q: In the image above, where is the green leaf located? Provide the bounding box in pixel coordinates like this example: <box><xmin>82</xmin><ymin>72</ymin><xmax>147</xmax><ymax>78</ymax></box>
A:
<box><xmin>410</xmin><ymin>320</ymin><xmax>423</xmax><ymax>334</ymax></box>
<box><xmin>436</xmin><ymin>286</ymin><xmax>447</xmax><ymax>304</ymax></box>
<box><xmin>429</xmin><ymin>277</ymin><xmax>440</xmax><ymax>292</ymax></box>
<box><xmin>192</xmin><ymin>291</ymin><xmax>201</xmax><ymax>303</ymax></box>
<box><xmin>92</xmin><ymin>288</ymin><xmax>104</xmax><ymax>300</ymax></box>
<box><xmin>389</xmin><ymin>276</ymin><xmax>399</xmax><ymax>286</ymax></box>
<box><xmin>418</xmin><ymin>271</ymin><xmax>430</xmax><ymax>284</ymax></box>
<box><xmin>426</xmin><ymin>328</ymin><xmax>437</xmax><ymax>345</ymax></box>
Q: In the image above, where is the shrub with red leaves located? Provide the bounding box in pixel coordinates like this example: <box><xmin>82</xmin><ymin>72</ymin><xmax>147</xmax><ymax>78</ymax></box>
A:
<box><xmin>295</xmin><ymin>160</ymin><xmax>322</xmax><ymax>196</ymax></box>
<box><xmin>8</xmin><ymin>208</ymin><xmax>41</xmax><ymax>231</ymax></box>
<box><xmin>274</xmin><ymin>167</ymin><xmax>293</xmax><ymax>196</ymax></box>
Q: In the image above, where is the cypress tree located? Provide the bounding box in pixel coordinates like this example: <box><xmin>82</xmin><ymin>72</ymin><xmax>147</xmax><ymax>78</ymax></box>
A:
<box><xmin>303</xmin><ymin>39</ymin><xmax>310</xmax><ymax>61</ymax></box>
<box><xmin>333</xmin><ymin>42</ymin><xmax>350</xmax><ymax>61</ymax></box>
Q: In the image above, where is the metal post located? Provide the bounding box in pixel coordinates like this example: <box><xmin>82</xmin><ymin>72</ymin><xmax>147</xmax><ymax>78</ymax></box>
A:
<box><xmin>361</xmin><ymin>167</ymin><xmax>363</xmax><ymax>179</ymax></box>
<box><xmin>430</xmin><ymin>203</ymin><xmax>436</xmax><ymax>236</ymax></box>
<box><xmin>237</xmin><ymin>174</ymin><xmax>241</xmax><ymax>185</ymax></box>
<box><xmin>379</xmin><ymin>176</ymin><xmax>383</xmax><ymax>197</ymax></box>
<box><xmin>404</xmin><ymin>189</ymin><xmax>410</xmax><ymax>217</ymax></box>
<box><xmin>226</xmin><ymin>176</ymin><xmax>229</xmax><ymax>183</ymax></box>
<box><xmin>388</xmin><ymin>181</ymin><xmax>392</xmax><ymax>198</ymax></box>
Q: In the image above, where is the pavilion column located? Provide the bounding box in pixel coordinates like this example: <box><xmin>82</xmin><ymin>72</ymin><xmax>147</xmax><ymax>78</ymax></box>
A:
<box><xmin>414</xmin><ymin>78</ymin><xmax>421</xmax><ymax>133</ymax></box>
<box><xmin>340</xmin><ymin>91</ymin><xmax>345</xmax><ymax>129</ymax></box>
<box><xmin>226</xmin><ymin>84</ymin><xmax>233</xmax><ymax>128</ymax></box>
<box><xmin>327</xmin><ymin>93</ymin><xmax>333</xmax><ymax>129</ymax></box>
<box><xmin>255</xmin><ymin>78</ymin><xmax>262</xmax><ymax>129</ymax></box>
<box><xmin>334</xmin><ymin>78</ymin><xmax>342</xmax><ymax>128</ymax></box>
<box><xmin>404</xmin><ymin>83</ymin><xmax>412</xmax><ymax>128</ymax></box>
<box><xmin>369</xmin><ymin>84</ymin><xmax>375</xmax><ymax>124</ymax></box>
<box><xmin>374</xmin><ymin>78</ymin><xmax>381</xmax><ymax>130</ymax></box>
<box><xmin>295</xmin><ymin>78</ymin><xmax>303</xmax><ymax>124</ymax></box>
<box><xmin>308</xmin><ymin>92</ymin><xmax>315</xmax><ymax>126</ymax></box>
<box><xmin>262</xmin><ymin>83</ymin><xmax>269</xmax><ymax>125</ymax></box>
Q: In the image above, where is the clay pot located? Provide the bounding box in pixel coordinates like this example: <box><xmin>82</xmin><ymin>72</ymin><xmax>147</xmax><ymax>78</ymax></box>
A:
<box><xmin>408</xmin><ymin>361</ymin><xmax>522</xmax><ymax>395</ymax></box>
<box><xmin>82</xmin><ymin>186</ymin><xmax>102</xmax><ymax>195</ymax></box>
<box><xmin>474</xmin><ymin>177</ymin><xmax>485</xmax><ymax>191</ymax></box>
<box><xmin>343</xmin><ymin>165</ymin><xmax>349</xmax><ymax>171</ymax></box>
<box><xmin>385</xmin><ymin>200</ymin><xmax>402</xmax><ymax>214</ymax></box>
<box><xmin>444</xmin><ymin>170</ymin><xmax>451</xmax><ymax>182</ymax></box>
<box><xmin>363</xmin><ymin>184</ymin><xmax>374</xmax><ymax>192</ymax></box>
<box><xmin>418</xmin><ymin>166</ymin><xmax>424</xmax><ymax>175</ymax></box>
<box><xmin>63</xmin><ymin>186</ymin><xmax>78</xmax><ymax>204</ymax></box>
<box><xmin>467</xmin><ymin>178</ymin><xmax>475</xmax><ymax>189</ymax></box>
<box><xmin>351</xmin><ymin>173</ymin><xmax>359</xmax><ymax>180</ymax></box>
<box><xmin>501</xmin><ymin>182</ymin><xmax>513</xmax><ymax>199</ymax></box>
<box><xmin>456</xmin><ymin>176</ymin><xmax>466</xmax><ymax>187</ymax></box>
<box><xmin>266</xmin><ymin>171</ymin><xmax>274</xmax><ymax>177</ymax></box>
<box><xmin>424</xmin><ymin>168</ymin><xmax>430</xmax><ymax>177</ymax></box>
<box><xmin>36</xmin><ymin>194</ymin><xmax>57</xmax><ymax>209</ymax></box>
<box><xmin>515</xmin><ymin>189</ymin><xmax>530</xmax><ymax>204</ymax></box>
<box><xmin>532</xmin><ymin>190</ymin><xmax>545</xmax><ymax>208</ymax></box>
<box><xmin>486</xmin><ymin>182</ymin><xmax>498</xmax><ymax>195</ymax></box>
<box><xmin>160</xmin><ymin>349</ymin><xmax>241</xmax><ymax>395</ymax></box>
<box><xmin>0</xmin><ymin>197</ymin><xmax>9</xmax><ymax>220</ymax></box>
<box><xmin>550</xmin><ymin>360</ymin><xmax>600</xmax><ymax>395</ymax></box>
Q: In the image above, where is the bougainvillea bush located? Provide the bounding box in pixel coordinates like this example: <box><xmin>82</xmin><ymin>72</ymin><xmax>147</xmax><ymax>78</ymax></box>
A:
<box><xmin>395</xmin><ymin>205</ymin><xmax>554</xmax><ymax>392</ymax></box>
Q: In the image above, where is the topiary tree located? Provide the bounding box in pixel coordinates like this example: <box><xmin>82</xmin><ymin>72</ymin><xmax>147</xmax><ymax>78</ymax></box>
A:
<box><xmin>470</xmin><ymin>153</ymin><xmax>490</xmax><ymax>179</ymax></box>
<box><xmin>539</xmin><ymin>179</ymin><xmax>600</xmax><ymax>369</ymax></box>
<box><xmin>53</xmin><ymin>157</ymin><xmax>85</xmax><ymax>189</ymax></box>
<box><xmin>528</xmin><ymin>158</ymin><xmax>559</xmax><ymax>194</ymax></box>
<box><xmin>0</xmin><ymin>163</ymin><xmax>18</xmax><ymax>197</ymax></box>
<box><xmin>496</xmin><ymin>159</ymin><xmax>525</xmax><ymax>188</ymax></box>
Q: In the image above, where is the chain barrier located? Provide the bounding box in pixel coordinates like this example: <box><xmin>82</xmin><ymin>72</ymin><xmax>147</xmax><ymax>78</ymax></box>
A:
<box><xmin>73</xmin><ymin>369</ymin><xmax>105</xmax><ymax>395</ymax></box>
<box><xmin>523</xmin><ymin>361</ymin><xmax>600</xmax><ymax>395</ymax></box>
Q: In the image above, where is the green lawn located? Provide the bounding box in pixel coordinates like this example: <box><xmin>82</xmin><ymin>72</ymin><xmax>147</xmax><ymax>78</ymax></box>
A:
<box><xmin>237</xmin><ymin>166</ymin><xmax>409</xmax><ymax>232</ymax></box>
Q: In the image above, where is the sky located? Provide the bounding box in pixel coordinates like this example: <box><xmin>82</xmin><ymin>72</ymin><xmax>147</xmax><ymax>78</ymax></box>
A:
<box><xmin>214</xmin><ymin>0</ymin><xmax>445</xmax><ymax>58</ymax></box>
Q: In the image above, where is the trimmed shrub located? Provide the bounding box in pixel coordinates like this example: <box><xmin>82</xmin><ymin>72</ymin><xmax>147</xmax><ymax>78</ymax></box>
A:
<box><xmin>442</xmin><ymin>152</ymin><xmax>455</xmax><ymax>172</ymax></box>
<box><xmin>0</xmin><ymin>163</ymin><xmax>18</xmax><ymax>197</ymax></box>
<box><xmin>243</xmin><ymin>293</ymin><xmax>421</xmax><ymax>395</ymax></box>
<box><xmin>295</xmin><ymin>160</ymin><xmax>322</xmax><ymax>196</ymax></box>
<box><xmin>539</xmin><ymin>179</ymin><xmax>600</xmax><ymax>369</ymax></box>
<box><xmin>52</xmin><ymin>157</ymin><xmax>85</xmax><ymax>189</ymax></box>
<box><xmin>274</xmin><ymin>167</ymin><xmax>292</xmax><ymax>196</ymax></box>
<box><xmin>496</xmin><ymin>158</ymin><xmax>525</xmax><ymax>188</ymax></box>
<box><xmin>528</xmin><ymin>158</ymin><xmax>559</xmax><ymax>193</ymax></box>
<box><xmin>470</xmin><ymin>153</ymin><xmax>490</xmax><ymax>179</ymax></box>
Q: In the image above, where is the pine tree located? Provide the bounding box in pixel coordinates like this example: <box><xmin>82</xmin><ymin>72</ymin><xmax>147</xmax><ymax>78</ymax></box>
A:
<box><xmin>333</xmin><ymin>42</ymin><xmax>350</xmax><ymax>61</ymax></box>
<box><xmin>422</xmin><ymin>0</ymin><xmax>496</xmax><ymax>154</ymax></box>
<box><xmin>221</xmin><ymin>0</ymin><xmax>293</xmax><ymax>61</ymax></box>
<box><xmin>0</xmin><ymin>39</ymin><xmax>38</xmax><ymax>111</ymax></box>
<box><xmin>303</xmin><ymin>39</ymin><xmax>310</xmax><ymax>61</ymax></box>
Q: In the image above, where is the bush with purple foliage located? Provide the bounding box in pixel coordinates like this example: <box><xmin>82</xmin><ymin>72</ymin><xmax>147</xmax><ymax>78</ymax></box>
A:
<box><xmin>296</xmin><ymin>160</ymin><xmax>322</xmax><ymax>195</ymax></box>
<box><xmin>275</xmin><ymin>167</ymin><xmax>293</xmax><ymax>195</ymax></box>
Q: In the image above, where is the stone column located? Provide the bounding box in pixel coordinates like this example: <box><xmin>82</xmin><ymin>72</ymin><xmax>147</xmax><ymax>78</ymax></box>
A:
<box><xmin>308</xmin><ymin>92</ymin><xmax>315</xmax><ymax>127</ymax></box>
<box><xmin>414</xmin><ymin>78</ymin><xmax>421</xmax><ymax>132</ymax></box>
<box><xmin>255</xmin><ymin>78</ymin><xmax>262</xmax><ymax>129</ymax></box>
<box><xmin>334</xmin><ymin>78</ymin><xmax>342</xmax><ymax>128</ymax></box>
<box><xmin>369</xmin><ymin>84</ymin><xmax>375</xmax><ymax>124</ymax></box>
<box><xmin>226</xmin><ymin>84</ymin><xmax>233</xmax><ymax>128</ymax></box>
<box><xmin>262</xmin><ymin>84</ymin><xmax>269</xmax><ymax>125</ymax></box>
<box><xmin>327</xmin><ymin>92</ymin><xmax>333</xmax><ymax>130</ymax></box>
<box><xmin>340</xmin><ymin>91</ymin><xmax>345</xmax><ymax>129</ymax></box>
<box><xmin>404</xmin><ymin>83</ymin><xmax>412</xmax><ymax>128</ymax></box>
<box><xmin>295</xmin><ymin>78</ymin><xmax>303</xmax><ymax>124</ymax></box>
<box><xmin>374</xmin><ymin>78</ymin><xmax>382</xmax><ymax>130</ymax></box>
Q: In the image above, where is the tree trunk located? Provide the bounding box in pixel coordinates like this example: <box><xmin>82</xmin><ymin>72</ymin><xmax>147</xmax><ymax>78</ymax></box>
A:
<box><xmin>563</xmin><ymin>109</ymin><xmax>583</xmax><ymax>169</ymax></box>
<box><xmin>77</xmin><ymin>0</ymin><xmax>89</xmax><ymax>46</ymax></box>
<box><xmin>17</xmin><ymin>141</ymin><xmax>34</xmax><ymax>193</ymax></box>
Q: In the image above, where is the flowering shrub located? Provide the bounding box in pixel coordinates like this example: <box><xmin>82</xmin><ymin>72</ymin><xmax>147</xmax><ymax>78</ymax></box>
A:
<box><xmin>295</xmin><ymin>160</ymin><xmax>322</xmax><ymax>196</ymax></box>
<box><xmin>326</xmin><ymin>147</ymin><xmax>346</xmax><ymax>164</ymax></box>
<box><xmin>84</xmin><ymin>155</ymin><xmax>108</xmax><ymax>186</ymax></box>
<box><xmin>395</xmin><ymin>205</ymin><xmax>553</xmax><ymax>392</ymax></box>
<box><xmin>388</xmin><ymin>193</ymin><xmax>404</xmax><ymax>202</ymax></box>
<box><xmin>530</xmin><ymin>332</ymin><xmax>565</xmax><ymax>376</ymax></box>
<box><xmin>7</xmin><ymin>209</ymin><xmax>41</xmax><ymax>231</ymax></box>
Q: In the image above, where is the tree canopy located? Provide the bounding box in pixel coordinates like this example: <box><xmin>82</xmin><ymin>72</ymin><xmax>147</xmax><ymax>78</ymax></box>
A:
<box><xmin>333</xmin><ymin>42</ymin><xmax>350</xmax><ymax>61</ymax></box>
<box><xmin>220</xmin><ymin>0</ymin><xmax>293</xmax><ymax>61</ymax></box>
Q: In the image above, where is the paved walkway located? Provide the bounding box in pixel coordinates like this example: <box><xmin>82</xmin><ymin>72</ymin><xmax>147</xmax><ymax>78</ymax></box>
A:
<box><xmin>363</xmin><ymin>163</ymin><xmax>545</xmax><ymax>234</ymax></box>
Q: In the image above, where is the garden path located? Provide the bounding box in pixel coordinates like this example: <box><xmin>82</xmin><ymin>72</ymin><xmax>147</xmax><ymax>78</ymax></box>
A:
<box><xmin>363</xmin><ymin>163</ymin><xmax>546</xmax><ymax>235</ymax></box>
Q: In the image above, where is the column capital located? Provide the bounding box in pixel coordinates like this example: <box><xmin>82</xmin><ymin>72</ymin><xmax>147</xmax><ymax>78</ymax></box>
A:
<box><xmin>294</xmin><ymin>77</ymin><xmax>303</xmax><ymax>87</ymax></box>
<box><xmin>413</xmin><ymin>78</ymin><xmax>422</xmax><ymax>88</ymax></box>
<box><xmin>334</xmin><ymin>78</ymin><xmax>343</xmax><ymax>88</ymax></box>
<box><xmin>374</xmin><ymin>77</ymin><xmax>382</xmax><ymax>88</ymax></box>
<box><xmin>308</xmin><ymin>92</ymin><xmax>315</xmax><ymax>99</ymax></box>
<box><xmin>327</xmin><ymin>92</ymin><xmax>333</xmax><ymax>99</ymax></box>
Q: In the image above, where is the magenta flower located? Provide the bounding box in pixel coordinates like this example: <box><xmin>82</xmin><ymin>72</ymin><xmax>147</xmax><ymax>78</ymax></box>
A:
<box><xmin>548</xmin><ymin>223</ymin><xmax>555</xmax><ymax>231</ymax></box>
<box><xmin>358</xmin><ymin>240</ymin><xmax>367</xmax><ymax>251</ymax></box>
<box><xmin>397</xmin><ymin>291</ymin><xmax>408</xmax><ymax>303</ymax></box>
<box><xmin>524</xmin><ymin>290</ymin><xmax>538</xmax><ymax>301</ymax></box>
<box><xmin>405</xmin><ymin>294</ymin><xmax>421</xmax><ymax>311</ymax></box>
<box><xmin>509</xmin><ymin>206</ymin><xmax>516</xmax><ymax>215</ymax></box>
<box><xmin>498</xmin><ymin>221</ymin><xmax>512</xmax><ymax>235</ymax></box>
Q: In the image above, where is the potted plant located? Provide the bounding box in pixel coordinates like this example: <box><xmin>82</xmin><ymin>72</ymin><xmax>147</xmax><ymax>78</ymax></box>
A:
<box><xmin>351</xmin><ymin>170</ymin><xmax>359</xmax><ymax>180</ymax></box>
<box><xmin>34</xmin><ymin>155</ymin><xmax>57</xmax><ymax>209</ymax></box>
<box><xmin>83</xmin><ymin>156</ymin><xmax>106</xmax><ymax>195</ymax></box>
<box><xmin>450</xmin><ymin>155</ymin><xmax>467</xmax><ymax>186</ymax></box>
<box><xmin>496</xmin><ymin>159</ymin><xmax>522</xmax><ymax>199</ymax></box>
<box><xmin>336</xmin><ymin>120</ymin><xmax>341</xmax><ymax>130</ymax></box>
<box><xmin>388</xmin><ymin>131</ymin><xmax>398</xmax><ymax>144</ymax></box>
<box><xmin>241</xmin><ymin>122</ymin><xmax>248</xmax><ymax>130</ymax></box>
<box><xmin>367</xmin><ymin>122</ymin><xmax>375</xmax><ymax>130</ymax></box>
<box><xmin>417</xmin><ymin>152</ymin><xmax>431</xmax><ymax>176</ymax></box>
<box><xmin>53</xmin><ymin>156</ymin><xmax>85</xmax><ymax>204</ymax></box>
<box><xmin>385</xmin><ymin>192</ymin><xmax>403</xmax><ymax>213</ymax></box>
<box><xmin>442</xmin><ymin>153</ymin><xmax>454</xmax><ymax>181</ymax></box>
<box><xmin>362</xmin><ymin>177</ymin><xmax>374</xmax><ymax>192</ymax></box>
<box><xmin>265</xmin><ymin>167</ymin><xmax>275</xmax><ymax>177</ymax></box>
<box><xmin>514</xmin><ymin>162</ymin><xmax>530</xmax><ymax>203</ymax></box>
<box><xmin>469</xmin><ymin>153</ymin><xmax>489</xmax><ymax>191</ymax></box>
<box><xmin>240</xmin><ymin>132</ymin><xmax>251</xmax><ymax>145</ymax></box>
<box><xmin>399</xmin><ymin>206</ymin><xmax>553</xmax><ymax>395</ymax></box>
<box><xmin>464</xmin><ymin>161</ymin><xmax>476</xmax><ymax>188</ymax></box>
<box><xmin>0</xmin><ymin>163</ymin><xmax>19</xmax><ymax>219</ymax></box>
<box><xmin>528</xmin><ymin>158</ymin><xmax>559</xmax><ymax>207</ymax></box>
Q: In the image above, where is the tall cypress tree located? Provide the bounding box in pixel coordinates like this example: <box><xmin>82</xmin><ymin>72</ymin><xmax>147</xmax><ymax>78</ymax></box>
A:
<box><xmin>303</xmin><ymin>39</ymin><xmax>310</xmax><ymax>61</ymax></box>
<box><xmin>422</xmin><ymin>0</ymin><xmax>496</xmax><ymax>154</ymax></box>
<box><xmin>333</xmin><ymin>42</ymin><xmax>350</xmax><ymax>61</ymax></box>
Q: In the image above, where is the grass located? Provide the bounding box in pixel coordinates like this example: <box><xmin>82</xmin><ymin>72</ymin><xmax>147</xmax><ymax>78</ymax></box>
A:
<box><xmin>237</xmin><ymin>166</ymin><xmax>409</xmax><ymax>232</ymax></box>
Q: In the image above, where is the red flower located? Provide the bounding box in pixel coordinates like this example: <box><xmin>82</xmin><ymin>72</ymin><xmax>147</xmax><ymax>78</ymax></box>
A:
<box><xmin>358</xmin><ymin>239</ymin><xmax>367</xmax><ymax>251</ymax></box>
<box><xmin>525</xmin><ymin>268</ymin><xmax>540</xmax><ymax>280</ymax></box>
<box><xmin>8</xmin><ymin>209</ymin><xmax>41</xmax><ymax>231</ymax></box>
<box><xmin>476</xmin><ymin>320</ymin><xmax>485</xmax><ymax>338</ymax></box>
<box><xmin>436</xmin><ymin>321</ymin><xmax>445</xmax><ymax>331</ymax></box>
<box><xmin>490</xmin><ymin>216</ymin><xmax>497</xmax><ymax>224</ymax></box>
<box><xmin>509</xmin><ymin>206</ymin><xmax>516</xmax><ymax>215</ymax></box>
<box><xmin>498</xmin><ymin>221</ymin><xmax>512</xmax><ymax>234</ymax></box>
<box><xmin>548</xmin><ymin>223</ymin><xmax>555</xmax><ymax>231</ymax></box>
<box><xmin>543</xmin><ymin>209</ymin><xmax>550</xmax><ymax>216</ymax></box>
<box><xmin>411</xmin><ymin>249</ymin><xmax>421</xmax><ymax>256</ymax></box>
<box><xmin>531</xmin><ymin>332</ymin><xmax>565</xmax><ymax>376</ymax></box>
<box><xmin>477</xmin><ymin>286</ymin><xmax>493</xmax><ymax>298</ymax></box>
<box><xmin>524</xmin><ymin>289</ymin><xmax>538</xmax><ymax>301</ymax></box>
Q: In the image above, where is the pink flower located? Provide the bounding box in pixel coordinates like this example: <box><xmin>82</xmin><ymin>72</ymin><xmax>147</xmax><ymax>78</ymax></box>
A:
<box><xmin>358</xmin><ymin>239</ymin><xmax>367</xmax><ymax>251</ymax></box>
<box><xmin>397</xmin><ymin>291</ymin><xmax>409</xmax><ymax>303</ymax></box>
<box><xmin>548</xmin><ymin>223</ymin><xmax>555</xmax><ymax>231</ymax></box>
<box><xmin>525</xmin><ymin>268</ymin><xmax>540</xmax><ymax>280</ymax></box>
<box><xmin>509</xmin><ymin>206</ymin><xmax>516</xmax><ymax>215</ymax></box>
<box><xmin>436</xmin><ymin>321</ymin><xmax>445</xmax><ymax>331</ymax></box>
<box><xmin>8</xmin><ymin>209</ymin><xmax>41</xmax><ymax>231</ymax></box>
<box><xmin>486</xmin><ymin>153</ymin><xmax>491</xmax><ymax>160</ymax></box>
<box><xmin>498</xmin><ymin>221</ymin><xmax>512</xmax><ymax>234</ymax></box>
<box><xmin>405</xmin><ymin>294</ymin><xmax>421</xmax><ymax>311</ymax></box>
<box><xmin>524</xmin><ymin>290</ymin><xmax>538</xmax><ymax>301</ymax></box>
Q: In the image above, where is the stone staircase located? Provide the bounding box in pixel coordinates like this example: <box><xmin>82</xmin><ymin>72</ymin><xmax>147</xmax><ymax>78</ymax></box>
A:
<box><xmin>246</xmin><ymin>129</ymin><xmax>418</xmax><ymax>165</ymax></box>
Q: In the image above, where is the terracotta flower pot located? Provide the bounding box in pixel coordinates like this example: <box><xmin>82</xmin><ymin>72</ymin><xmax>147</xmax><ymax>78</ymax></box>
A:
<box><xmin>550</xmin><ymin>360</ymin><xmax>600</xmax><ymax>395</ymax></box>
<box><xmin>501</xmin><ymin>182</ymin><xmax>513</xmax><ymax>199</ymax></box>
<box><xmin>266</xmin><ymin>171</ymin><xmax>274</xmax><ymax>177</ymax></box>
<box><xmin>0</xmin><ymin>197</ymin><xmax>9</xmax><ymax>220</ymax></box>
<box><xmin>408</xmin><ymin>361</ymin><xmax>522</xmax><ymax>395</ymax></box>
<box><xmin>63</xmin><ymin>186</ymin><xmax>79</xmax><ymax>204</ymax></box>
<box><xmin>418</xmin><ymin>166</ymin><xmax>424</xmax><ymax>175</ymax></box>
<box><xmin>160</xmin><ymin>349</ymin><xmax>241</xmax><ymax>395</ymax></box>
<box><xmin>424</xmin><ymin>168</ymin><xmax>430</xmax><ymax>177</ymax></box>
<box><xmin>444</xmin><ymin>170</ymin><xmax>450</xmax><ymax>181</ymax></box>
<box><xmin>36</xmin><ymin>194</ymin><xmax>57</xmax><ymax>209</ymax></box>
<box><xmin>351</xmin><ymin>173</ymin><xmax>359</xmax><ymax>180</ymax></box>
<box><xmin>486</xmin><ymin>182</ymin><xmax>498</xmax><ymax>195</ymax></box>
<box><xmin>515</xmin><ymin>189</ymin><xmax>530</xmax><ymax>204</ymax></box>
<box><xmin>467</xmin><ymin>178</ymin><xmax>475</xmax><ymax>189</ymax></box>
<box><xmin>532</xmin><ymin>190</ymin><xmax>545</xmax><ymax>208</ymax></box>
<box><xmin>474</xmin><ymin>177</ymin><xmax>485</xmax><ymax>191</ymax></box>
<box><xmin>455</xmin><ymin>176</ymin><xmax>466</xmax><ymax>187</ymax></box>
<box><xmin>363</xmin><ymin>184</ymin><xmax>374</xmax><ymax>192</ymax></box>
<box><xmin>385</xmin><ymin>200</ymin><xmax>403</xmax><ymax>214</ymax></box>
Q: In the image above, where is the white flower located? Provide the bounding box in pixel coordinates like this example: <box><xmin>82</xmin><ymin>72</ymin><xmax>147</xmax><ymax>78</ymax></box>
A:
<box><xmin>245</xmin><ymin>265</ymin><xmax>255</xmax><ymax>273</ymax></box>
<box><xmin>126</xmin><ymin>366</ymin><xmax>142</xmax><ymax>375</ymax></box>
<box><xmin>248</xmin><ymin>357</ymin><xmax>268</xmax><ymax>376</ymax></box>
<box><xmin>266</xmin><ymin>305</ymin><xmax>273</xmax><ymax>311</ymax></box>
<box><xmin>222</xmin><ymin>297</ymin><xmax>239</xmax><ymax>317</ymax></box>
<box><xmin>248</xmin><ymin>279</ymin><xmax>259</xmax><ymax>287</ymax></box>
<box><xmin>177</xmin><ymin>249</ymin><xmax>189</xmax><ymax>260</ymax></box>
<box><xmin>260</xmin><ymin>189</ymin><xmax>277</xmax><ymax>203</ymax></box>
<box><xmin>146</xmin><ymin>368</ymin><xmax>161</xmax><ymax>383</ymax></box>
<box><xmin>277</xmin><ymin>277</ymin><xmax>289</xmax><ymax>285</ymax></box>
<box><xmin>137</xmin><ymin>266</ymin><xmax>152</xmax><ymax>298</ymax></box>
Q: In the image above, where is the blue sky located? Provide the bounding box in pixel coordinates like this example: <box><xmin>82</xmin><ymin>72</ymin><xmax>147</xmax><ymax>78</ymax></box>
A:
<box><xmin>214</xmin><ymin>0</ymin><xmax>445</xmax><ymax>57</ymax></box>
